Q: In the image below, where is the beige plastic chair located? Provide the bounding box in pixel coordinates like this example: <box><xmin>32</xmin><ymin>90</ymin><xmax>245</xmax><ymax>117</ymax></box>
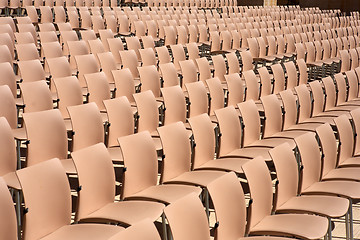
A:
<box><xmin>117</xmin><ymin>131</ymin><xmax>202</xmax><ymax>204</ymax></box>
<box><xmin>242</xmin><ymin>157</ymin><xmax>329</xmax><ymax>239</ymax></box>
<box><xmin>107</xmin><ymin>38</ymin><xmax>124</xmax><ymax>67</ymax></box>
<box><xmin>125</xmin><ymin>36</ymin><xmax>142</xmax><ymax>61</ymax></box>
<box><xmin>0</xmin><ymin>177</ymin><xmax>17</xmax><ymax>240</ymax></box>
<box><xmin>243</xmin><ymin>70</ymin><xmax>260</xmax><ymax>101</ymax></box>
<box><xmin>47</xmin><ymin>56</ymin><xmax>73</xmax><ymax>80</ymax></box>
<box><xmin>211</xmin><ymin>54</ymin><xmax>227</xmax><ymax>83</ymax></box>
<box><xmin>224</xmin><ymin>73</ymin><xmax>244</xmax><ymax>107</ymax></box>
<box><xmin>139</xmin><ymin>48</ymin><xmax>157</xmax><ymax>67</ymax></box>
<box><xmin>179</xmin><ymin>59</ymin><xmax>198</xmax><ymax>89</ymax></box>
<box><xmin>71</xmin><ymin>143</ymin><xmax>164</xmax><ymax>225</ymax></box>
<box><xmin>295</xmin><ymin>132</ymin><xmax>360</xmax><ymax>239</ymax></box>
<box><xmin>283</xmin><ymin>61</ymin><xmax>298</xmax><ymax>90</ymax></box>
<box><xmin>269</xmin><ymin>143</ymin><xmax>350</xmax><ymax>238</ymax></box>
<box><xmin>67</xmin><ymin>40</ymin><xmax>90</xmax><ymax>70</ymax></box>
<box><xmin>271</xmin><ymin>64</ymin><xmax>286</xmax><ymax>94</ymax></box>
<box><xmin>316</xmin><ymin>122</ymin><xmax>360</xmax><ymax>182</ymax></box>
<box><xmin>16</xmin><ymin>158</ymin><xmax>123</xmax><ymax>240</ymax></box>
<box><xmin>171</xmin><ymin>44</ymin><xmax>186</xmax><ymax>72</ymax></box>
<box><xmin>97</xmin><ymin>51</ymin><xmax>118</xmax><ymax>87</ymax></box>
<box><xmin>156</xmin><ymin>46</ymin><xmax>171</xmax><ymax>65</ymax></box>
<box><xmin>208</xmin><ymin>172</ymin><xmax>312</xmax><ymax>240</ymax></box>
<box><xmin>109</xmin><ymin>219</ymin><xmax>161</xmax><ymax>240</ymax></box>
<box><xmin>226</xmin><ymin>52</ymin><xmax>240</xmax><ymax>75</ymax></box>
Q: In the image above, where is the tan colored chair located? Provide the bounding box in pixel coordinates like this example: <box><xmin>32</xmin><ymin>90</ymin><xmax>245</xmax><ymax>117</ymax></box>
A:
<box><xmin>71</xmin><ymin>143</ymin><xmax>164</xmax><ymax>225</ymax></box>
<box><xmin>224</xmin><ymin>73</ymin><xmax>244</xmax><ymax>107</ymax></box>
<box><xmin>195</xmin><ymin>57</ymin><xmax>212</xmax><ymax>83</ymax></box>
<box><xmin>206</xmin><ymin>77</ymin><xmax>225</xmax><ymax>116</ymax></box>
<box><xmin>161</xmin><ymin>86</ymin><xmax>187</xmax><ymax>126</ymax></box>
<box><xmin>159</xmin><ymin>62</ymin><xmax>180</xmax><ymax>87</ymax></box>
<box><xmin>138</xmin><ymin>65</ymin><xmax>161</xmax><ymax>98</ymax></box>
<box><xmin>112</xmin><ymin>68</ymin><xmax>136</xmax><ymax>104</ymax></box>
<box><xmin>119</xmin><ymin>50</ymin><xmax>140</xmax><ymax>79</ymax></box>
<box><xmin>117</xmin><ymin>131</ymin><xmax>202</xmax><ymax>204</ymax></box>
<box><xmin>18</xmin><ymin>59</ymin><xmax>46</xmax><ymax>83</ymax></box>
<box><xmin>185</xmin><ymin>81</ymin><xmax>208</xmax><ymax>118</ymax></box>
<box><xmin>47</xmin><ymin>56</ymin><xmax>73</xmax><ymax>80</ymax></box>
<box><xmin>295</xmin><ymin>132</ymin><xmax>360</xmax><ymax>239</ymax></box>
<box><xmin>243</xmin><ymin>70</ymin><xmax>260</xmax><ymax>101</ymax></box>
<box><xmin>16</xmin><ymin>159</ymin><xmax>123</xmax><ymax>240</ymax></box>
<box><xmin>75</xmin><ymin>54</ymin><xmax>100</xmax><ymax>88</ymax></box>
<box><xmin>0</xmin><ymin>62</ymin><xmax>17</xmax><ymax>97</ymax></box>
<box><xmin>271</xmin><ymin>64</ymin><xmax>286</xmax><ymax>94</ymax></box>
<box><xmin>84</xmin><ymin>72</ymin><xmax>111</xmax><ymax>112</ymax></box>
<box><xmin>242</xmin><ymin>157</ymin><xmax>329</xmax><ymax>239</ymax></box>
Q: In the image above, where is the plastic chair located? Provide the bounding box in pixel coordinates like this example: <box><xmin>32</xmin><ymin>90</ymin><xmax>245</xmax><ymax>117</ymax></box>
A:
<box><xmin>179</xmin><ymin>59</ymin><xmax>198</xmax><ymax>89</ymax></box>
<box><xmin>15</xmin><ymin>43</ymin><xmax>39</xmax><ymax>61</ymax></box>
<box><xmin>171</xmin><ymin>44</ymin><xmax>186</xmax><ymax>72</ymax></box>
<box><xmin>242</xmin><ymin>156</ymin><xmax>329</xmax><ymax>239</ymax></box>
<box><xmin>185</xmin><ymin>81</ymin><xmax>208</xmax><ymax>118</ymax></box>
<box><xmin>117</xmin><ymin>131</ymin><xmax>202</xmax><ymax>203</ymax></box>
<box><xmin>139</xmin><ymin>48</ymin><xmax>157</xmax><ymax>67</ymax></box>
<box><xmin>211</xmin><ymin>54</ymin><xmax>227</xmax><ymax>83</ymax></box>
<box><xmin>224</xmin><ymin>73</ymin><xmax>244</xmax><ymax>107</ymax></box>
<box><xmin>16</xmin><ymin>159</ymin><xmax>123</xmax><ymax>240</ymax></box>
<box><xmin>195</xmin><ymin>57</ymin><xmax>212</xmax><ymax>83</ymax></box>
<box><xmin>97</xmin><ymin>51</ymin><xmax>118</xmax><ymax>86</ymax></box>
<box><xmin>156</xmin><ymin>46</ymin><xmax>171</xmax><ymax>65</ymax></box>
<box><xmin>112</xmin><ymin>69</ymin><xmax>136</xmax><ymax>103</ymax></box>
<box><xmin>159</xmin><ymin>62</ymin><xmax>180</xmax><ymax>87</ymax></box>
<box><xmin>243</xmin><ymin>70</ymin><xmax>260</xmax><ymax>101</ymax></box>
<box><xmin>71</xmin><ymin>143</ymin><xmax>164</xmax><ymax>225</ymax></box>
<box><xmin>75</xmin><ymin>54</ymin><xmax>100</xmax><ymax>88</ymax></box>
<box><xmin>206</xmin><ymin>77</ymin><xmax>225</xmax><ymax>116</ymax></box>
<box><xmin>138</xmin><ymin>65</ymin><xmax>161</xmax><ymax>98</ymax></box>
<box><xmin>107</xmin><ymin>38</ymin><xmax>124</xmax><ymax>68</ymax></box>
<box><xmin>120</xmin><ymin>50</ymin><xmax>140</xmax><ymax>79</ymax></box>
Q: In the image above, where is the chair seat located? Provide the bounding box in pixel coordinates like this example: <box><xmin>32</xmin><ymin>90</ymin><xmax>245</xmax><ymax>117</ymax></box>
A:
<box><xmin>12</xmin><ymin>127</ymin><xmax>27</xmax><ymax>141</ymax></box>
<box><xmin>276</xmin><ymin>195</ymin><xmax>349</xmax><ymax>218</ymax></box>
<box><xmin>322</xmin><ymin>167</ymin><xmax>360</xmax><ymax>181</ymax></box>
<box><xmin>126</xmin><ymin>184</ymin><xmax>202</xmax><ymax>204</ymax></box>
<box><xmin>40</xmin><ymin>223</ymin><xmax>123</xmax><ymax>240</ymax></box>
<box><xmin>302</xmin><ymin>180</ymin><xmax>360</xmax><ymax>199</ymax></box>
<box><xmin>195</xmin><ymin>157</ymin><xmax>250</xmax><ymax>174</ymax></box>
<box><xmin>60</xmin><ymin>158</ymin><xmax>76</xmax><ymax>175</ymax></box>
<box><xmin>271</xmin><ymin>130</ymin><xmax>309</xmax><ymax>139</ymax></box>
<box><xmin>79</xmin><ymin>200</ymin><xmax>164</xmax><ymax>226</ymax></box>
<box><xmin>107</xmin><ymin>147</ymin><xmax>123</xmax><ymax>163</ymax></box>
<box><xmin>249</xmin><ymin>137</ymin><xmax>296</xmax><ymax>150</ymax></box>
<box><xmin>250</xmin><ymin>213</ymin><xmax>328</xmax><ymax>240</ymax></box>
<box><xmin>164</xmin><ymin>170</ymin><xmax>226</xmax><ymax>188</ymax></box>
<box><xmin>238</xmin><ymin>237</ymin><xmax>292</xmax><ymax>240</ymax></box>
<box><xmin>337</xmin><ymin>156</ymin><xmax>360</xmax><ymax>168</ymax></box>
<box><xmin>287</xmin><ymin>122</ymin><xmax>324</xmax><ymax>132</ymax></box>
<box><xmin>2</xmin><ymin>171</ymin><xmax>21</xmax><ymax>190</ymax></box>
<box><xmin>222</xmin><ymin>147</ymin><xmax>272</xmax><ymax>161</ymax></box>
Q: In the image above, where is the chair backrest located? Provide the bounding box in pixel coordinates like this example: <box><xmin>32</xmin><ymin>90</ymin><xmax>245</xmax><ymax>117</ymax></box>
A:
<box><xmin>171</xmin><ymin>44</ymin><xmax>186</xmax><ymax>71</ymax></box>
<box><xmin>206</xmin><ymin>77</ymin><xmax>225</xmax><ymax>115</ymax></box>
<box><xmin>294</xmin><ymin>132</ymin><xmax>322</xmax><ymax>192</ymax></box>
<box><xmin>156</xmin><ymin>46</ymin><xmax>171</xmax><ymax>65</ymax></box>
<box><xmin>109</xmin><ymin>219</ymin><xmax>161</xmax><ymax>240</ymax></box>
<box><xmin>211</xmin><ymin>54</ymin><xmax>227</xmax><ymax>83</ymax></box>
<box><xmin>67</xmin><ymin>102</ymin><xmax>104</xmax><ymax>152</ymax></box>
<box><xmin>104</xmin><ymin>97</ymin><xmax>134</xmax><ymax>148</ymax></box>
<box><xmin>284</xmin><ymin>61</ymin><xmax>298</xmax><ymax>90</ymax></box>
<box><xmin>133</xmin><ymin>90</ymin><xmax>159</xmax><ymax>134</ymax></box>
<box><xmin>315</xmin><ymin>123</ymin><xmax>339</xmax><ymax>178</ymax></box>
<box><xmin>240</xmin><ymin>51</ymin><xmax>253</xmax><ymax>72</ymax></box>
<box><xmin>345</xmin><ymin>70</ymin><xmax>359</xmax><ymax>102</ymax></box>
<box><xmin>261</xmin><ymin>94</ymin><xmax>283</xmax><ymax>138</ymax></box>
<box><xmin>23</xmin><ymin>109</ymin><xmax>68</xmax><ymax>167</ymax></box>
<box><xmin>333</xmin><ymin>115</ymin><xmax>355</xmax><ymax>165</ymax></box>
<box><xmin>138</xmin><ymin>65</ymin><xmax>161</xmax><ymax>98</ymax></box>
<box><xmin>195</xmin><ymin>57</ymin><xmax>212</xmax><ymax>83</ymax></box>
<box><xmin>125</xmin><ymin>36</ymin><xmax>142</xmax><ymax>61</ymax></box>
<box><xmin>279</xmin><ymin>89</ymin><xmax>298</xmax><ymax>129</ymax></box>
<box><xmin>18</xmin><ymin>59</ymin><xmax>46</xmax><ymax>83</ymax></box>
<box><xmin>237</xmin><ymin>100</ymin><xmax>260</xmax><ymax>146</ymax></box>
<box><xmin>112</xmin><ymin>69</ymin><xmax>135</xmax><ymax>103</ymax></box>
<box><xmin>214</xmin><ymin>106</ymin><xmax>242</xmax><ymax>158</ymax></box>
<box><xmin>0</xmin><ymin>177</ymin><xmax>17</xmax><ymax>240</ymax></box>
<box><xmin>185</xmin><ymin>81</ymin><xmax>208</xmax><ymax>118</ymax></box>
<box><xmin>297</xmin><ymin>59</ymin><xmax>308</xmax><ymax>85</ymax></box>
<box><xmin>85</xmin><ymin>72</ymin><xmax>111</xmax><ymax>111</ymax></box>
<box><xmin>241</xmin><ymin>156</ymin><xmax>273</xmax><ymax>231</ymax></box>
<box><xmin>16</xmin><ymin>159</ymin><xmax>72</xmax><ymax>240</ymax></box>
<box><xmin>164</xmin><ymin>193</ymin><xmax>210</xmax><ymax>240</ymax></box>
<box><xmin>243</xmin><ymin>70</ymin><xmax>259</xmax><ymax>101</ymax></box>
<box><xmin>161</xmin><ymin>86</ymin><xmax>187</xmax><ymax>125</ymax></box>
<box><xmin>71</xmin><ymin>143</ymin><xmax>115</xmax><ymax>221</ymax></box>
<box><xmin>0</xmin><ymin>62</ymin><xmax>17</xmax><ymax>98</ymax></box>
<box><xmin>159</xmin><ymin>62</ymin><xmax>180</xmax><ymax>87</ymax></box>
<box><xmin>226</xmin><ymin>52</ymin><xmax>240</xmax><ymax>75</ymax></box>
<box><xmin>339</xmin><ymin>50</ymin><xmax>350</xmax><ymax>72</ymax></box>
<box><xmin>179</xmin><ymin>59</ymin><xmax>198</xmax><ymax>89</ymax></box>
<box><xmin>20</xmin><ymin>80</ymin><xmax>53</xmax><ymax>113</ymax></box>
<box><xmin>334</xmin><ymin>73</ymin><xmax>348</xmax><ymax>106</ymax></box>
<box><xmin>139</xmin><ymin>48</ymin><xmax>157</xmax><ymax>67</ymax></box>
<box><xmin>258</xmin><ymin>66</ymin><xmax>272</xmax><ymax>97</ymax></box>
<box><xmin>107</xmin><ymin>38</ymin><xmax>124</xmax><ymax>65</ymax></box>
<box><xmin>0</xmin><ymin>117</ymin><xmax>16</xmax><ymax>176</ymax></box>
<box><xmin>53</xmin><ymin>76</ymin><xmax>83</xmax><ymax>119</ymax></box>
<box><xmin>75</xmin><ymin>54</ymin><xmax>100</xmax><ymax>88</ymax></box>
<box><xmin>224</xmin><ymin>73</ymin><xmax>244</xmax><ymax>107</ymax></box>
<box><xmin>118</xmin><ymin>131</ymin><xmax>158</xmax><ymax>199</ymax></box>
<box><xmin>157</xmin><ymin>122</ymin><xmax>191</xmax><ymax>183</ymax></box>
<box><xmin>271</xmin><ymin>64</ymin><xmax>286</xmax><ymax>94</ymax></box>
<box><xmin>120</xmin><ymin>50</ymin><xmax>139</xmax><ymax>79</ymax></box>
<box><xmin>47</xmin><ymin>56</ymin><xmax>72</xmax><ymax>80</ymax></box>
<box><xmin>322</xmin><ymin>77</ymin><xmax>337</xmax><ymax>111</ymax></box>
<box><xmin>269</xmin><ymin>143</ymin><xmax>299</xmax><ymax>209</ymax></box>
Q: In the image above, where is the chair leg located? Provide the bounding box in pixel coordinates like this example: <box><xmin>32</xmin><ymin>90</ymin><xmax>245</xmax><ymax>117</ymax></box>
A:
<box><xmin>327</xmin><ymin>218</ymin><xmax>332</xmax><ymax>240</ymax></box>
<box><xmin>162</xmin><ymin>213</ymin><xmax>168</xmax><ymax>240</ymax></box>
<box><xmin>349</xmin><ymin>199</ymin><xmax>353</xmax><ymax>240</ymax></box>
